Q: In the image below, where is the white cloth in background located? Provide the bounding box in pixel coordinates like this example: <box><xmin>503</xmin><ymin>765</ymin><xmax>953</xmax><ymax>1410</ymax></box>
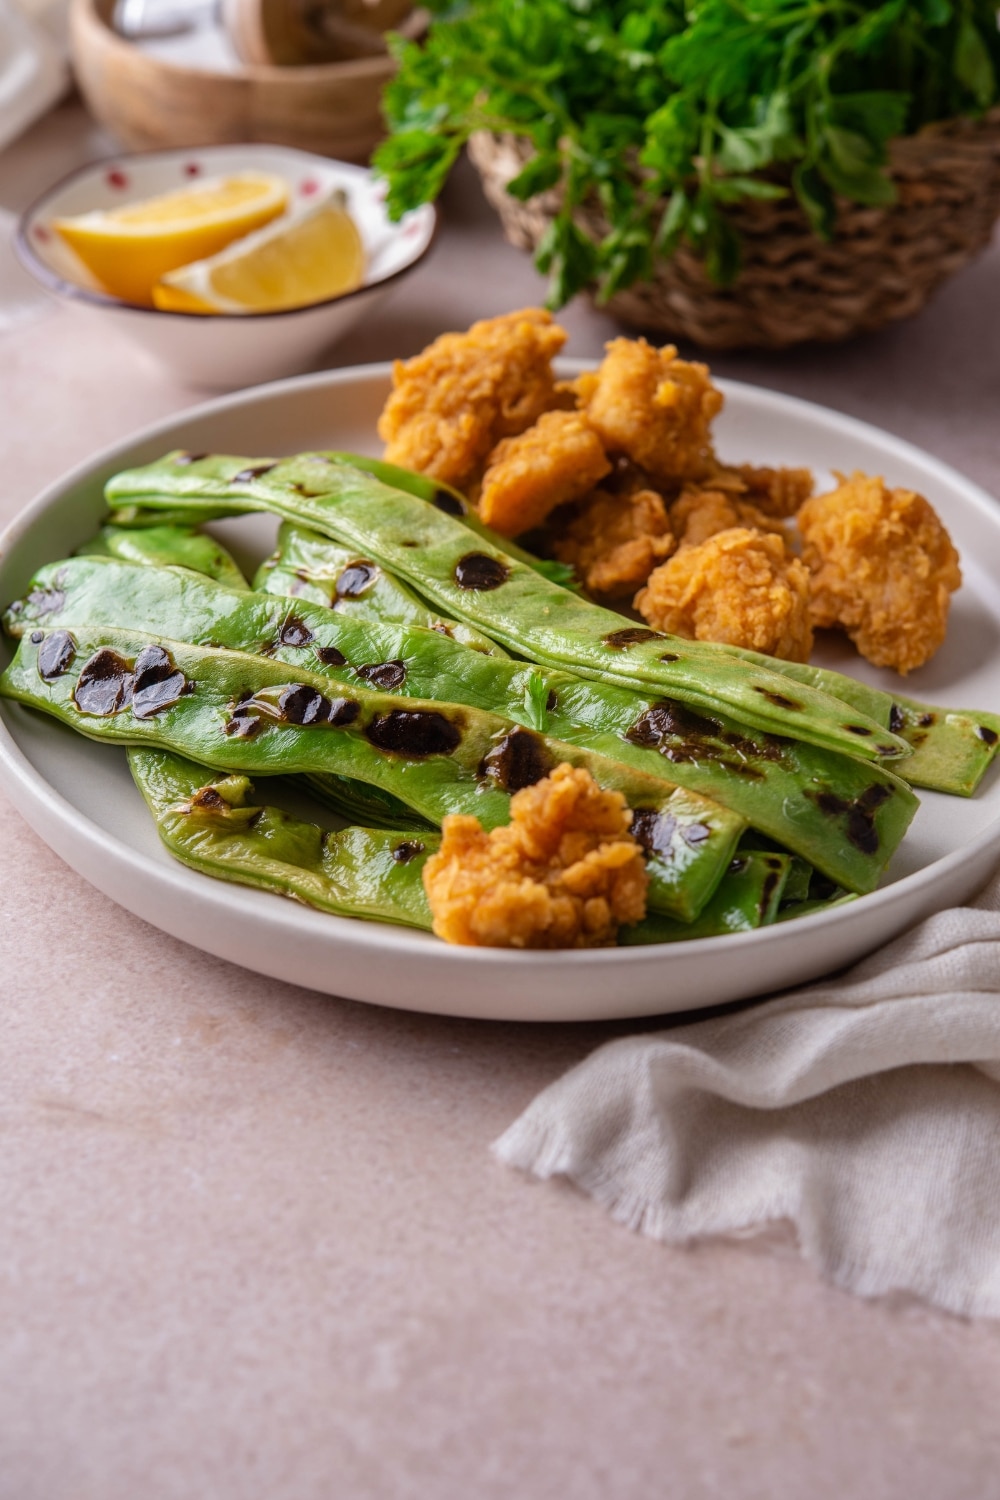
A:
<box><xmin>0</xmin><ymin>0</ymin><xmax>67</xmax><ymax>156</ymax></box>
<box><xmin>0</xmin><ymin>207</ymin><xmax>52</xmax><ymax>329</ymax></box>
<box><xmin>495</xmin><ymin>867</ymin><xmax>1000</xmax><ymax>1318</ymax></box>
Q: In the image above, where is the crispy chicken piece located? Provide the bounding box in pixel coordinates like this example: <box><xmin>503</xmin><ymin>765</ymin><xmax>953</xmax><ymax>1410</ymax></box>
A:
<box><xmin>554</xmin><ymin>485</ymin><xmax>676</xmax><ymax>600</ymax></box>
<box><xmin>478</xmin><ymin>410</ymin><xmax>611</xmax><ymax>537</ymax></box>
<box><xmin>797</xmin><ymin>472</ymin><xmax>962</xmax><ymax>674</ymax></box>
<box><xmin>377</xmin><ymin>308</ymin><xmax>567</xmax><ymax>491</ymax></box>
<box><xmin>422</xmin><ymin>764</ymin><xmax>648</xmax><ymax>949</ymax></box>
<box><xmin>670</xmin><ymin>486</ymin><xmax>787</xmax><ymax>549</ymax></box>
<box><xmin>715</xmin><ymin>464</ymin><xmax>815</xmax><ymax>518</ymax></box>
<box><xmin>576</xmin><ymin>337</ymin><xmax>723</xmax><ymax>486</ymax></box>
<box><xmin>635</xmin><ymin>527</ymin><xmax>814</xmax><ymax>662</ymax></box>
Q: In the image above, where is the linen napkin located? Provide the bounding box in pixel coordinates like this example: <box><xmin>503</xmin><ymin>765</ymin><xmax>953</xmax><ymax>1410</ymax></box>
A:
<box><xmin>0</xmin><ymin>209</ymin><xmax>52</xmax><ymax>332</ymax></box>
<box><xmin>495</xmin><ymin>866</ymin><xmax>1000</xmax><ymax>1318</ymax></box>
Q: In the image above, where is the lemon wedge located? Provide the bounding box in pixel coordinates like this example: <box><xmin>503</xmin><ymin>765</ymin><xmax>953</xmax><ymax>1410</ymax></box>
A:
<box><xmin>55</xmin><ymin>174</ymin><xmax>290</xmax><ymax>306</ymax></box>
<box><xmin>152</xmin><ymin>187</ymin><xmax>366</xmax><ymax>315</ymax></box>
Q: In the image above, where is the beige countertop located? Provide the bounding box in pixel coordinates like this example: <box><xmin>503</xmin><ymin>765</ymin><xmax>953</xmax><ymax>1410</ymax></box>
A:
<box><xmin>3</xmin><ymin>101</ymin><xmax>1000</xmax><ymax>1500</ymax></box>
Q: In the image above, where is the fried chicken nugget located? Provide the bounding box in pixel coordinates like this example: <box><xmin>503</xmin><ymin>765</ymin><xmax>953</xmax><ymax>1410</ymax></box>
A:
<box><xmin>738</xmin><ymin>464</ymin><xmax>814</xmax><ymax>518</ymax></box>
<box><xmin>576</xmin><ymin>337</ymin><xmax>723</xmax><ymax>486</ymax></box>
<box><xmin>715</xmin><ymin>464</ymin><xmax>814</xmax><ymax>518</ymax></box>
<box><xmin>554</xmin><ymin>485</ymin><xmax>676</xmax><ymax>600</ymax></box>
<box><xmin>670</xmin><ymin>486</ymin><xmax>787</xmax><ymax>549</ymax></box>
<box><xmin>798</xmin><ymin>472</ymin><xmax>962</xmax><ymax>675</ymax></box>
<box><xmin>478</xmin><ymin>410</ymin><xmax>611</xmax><ymax>537</ymax></box>
<box><xmin>377</xmin><ymin>308</ymin><xmax>567</xmax><ymax>491</ymax></box>
<box><xmin>635</xmin><ymin>527</ymin><xmax>814</xmax><ymax>663</ymax></box>
<box><xmin>422</xmin><ymin>764</ymin><xmax>648</xmax><ymax>949</ymax></box>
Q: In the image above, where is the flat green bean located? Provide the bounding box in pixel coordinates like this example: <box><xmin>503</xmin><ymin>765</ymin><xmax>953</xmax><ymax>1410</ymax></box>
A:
<box><xmin>104</xmin><ymin>452</ymin><xmax>908</xmax><ymax>762</ymax></box>
<box><xmin>2</xmin><ymin>625</ymin><xmax>745</xmax><ymax>920</ymax></box>
<box><xmin>129</xmin><ymin>746</ymin><xmax>436</xmax><ymax>928</ymax></box>
<box><xmin>6</xmin><ymin>556</ymin><xmax>917</xmax><ymax>892</ymax></box>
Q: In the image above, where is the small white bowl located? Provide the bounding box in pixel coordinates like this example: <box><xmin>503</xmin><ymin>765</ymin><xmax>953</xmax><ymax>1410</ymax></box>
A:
<box><xmin>15</xmin><ymin>142</ymin><xmax>436</xmax><ymax>389</ymax></box>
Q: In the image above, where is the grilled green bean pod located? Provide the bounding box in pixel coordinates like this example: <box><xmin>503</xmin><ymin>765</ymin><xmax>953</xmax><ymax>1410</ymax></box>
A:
<box><xmin>130</xmin><ymin>748</ymin><xmax>800</xmax><ymax>945</ymax></box>
<box><xmin>129</xmin><ymin>747</ymin><xmax>436</xmax><ymax>927</ymax></box>
<box><xmin>2</xmin><ymin>625</ymin><xmax>745</xmax><ymax>921</ymax></box>
<box><xmin>77</xmin><ymin>523</ymin><xmax>249</xmax><ymax>590</ymax></box>
<box><xmin>5</xmin><ymin>557</ymin><xmax>917</xmax><ymax>892</ymax></box>
<box><xmin>253</xmin><ymin>521</ymin><xmax>504</xmax><ymax>654</ymax></box>
<box><xmin>622</xmin><ymin>851</ymin><xmax>790</xmax><ymax>944</ymax></box>
<box><xmin>104</xmin><ymin>452</ymin><xmax>908</xmax><ymax>761</ymax></box>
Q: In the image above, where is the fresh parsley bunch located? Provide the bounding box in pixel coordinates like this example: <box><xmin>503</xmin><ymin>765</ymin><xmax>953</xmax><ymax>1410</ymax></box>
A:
<box><xmin>374</xmin><ymin>0</ymin><xmax>1000</xmax><ymax>304</ymax></box>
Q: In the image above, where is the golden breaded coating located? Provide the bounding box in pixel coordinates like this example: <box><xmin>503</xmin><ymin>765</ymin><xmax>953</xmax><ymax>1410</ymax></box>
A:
<box><xmin>422</xmin><ymin>764</ymin><xmax>648</xmax><ymax>949</ymax></box>
<box><xmin>478</xmin><ymin>410</ymin><xmax>611</xmax><ymax>537</ymax></box>
<box><xmin>577</xmin><ymin>337</ymin><xmax>723</xmax><ymax>485</ymax></box>
<box><xmin>554</xmin><ymin>486</ymin><xmax>676</xmax><ymax>600</ymax></box>
<box><xmin>377</xmin><ymin>308</ymin><xmax>567</xmax><ymax>491</ymax></box>
<box><xmin>725</xmin><ymin>464</ymin><xmax>814</xmax><ymax>518</ymax></box>
<box><xmin>798</xmin><ymin>472</ymin><xmax>962</xmax><ymax>674</ymax></box>
<box><xmin>670</xmin><ymin>486</ymin><xmax>787</xmax><ymax>549</ymax></box>
<box><xmin>635</xmin><ymin>527</ymin><xmax>814</xmax><ymax>662</ymax></box>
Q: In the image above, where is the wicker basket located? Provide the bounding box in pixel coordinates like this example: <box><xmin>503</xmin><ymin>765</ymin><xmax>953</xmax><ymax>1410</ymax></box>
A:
<box><xmin>468</xmin><ymin>116</ymin><xmax>1000</xmax><ymax>350</ymax></box>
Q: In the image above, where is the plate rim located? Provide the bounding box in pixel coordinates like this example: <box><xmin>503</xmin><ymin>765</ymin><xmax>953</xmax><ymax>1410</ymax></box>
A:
<box><xmin>1</xmin><ymin>362</ymin><xmax>998</xmax><ymax>1006</ymax></box>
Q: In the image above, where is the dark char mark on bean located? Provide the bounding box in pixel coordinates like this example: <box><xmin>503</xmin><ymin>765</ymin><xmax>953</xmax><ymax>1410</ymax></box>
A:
<box><xmin>889</xmin><ymin>703</ymin><xmax>905</xmax><ymax>734</ymax></box>
<box><xmin>846</xmin><ymin>724</ymin><xmax>873</xmax><ymax>736</ymax></box>
<box><xmin>174</xmin><ymin>452</ymin><xmax>210</xmax><ymax>465</ymax></box>
<box><xmin>225</xmin><ymin>692</ymin><xmax>263</xmax><ymax>739</ymax></box>
<box><xmin>807</xmin><ymin>783</ymin><xmax>892</xmax><ymax>855</ymax></box>
<box><xmin>626</xmin><ymin>701</ymin><xmax>783</xmax><ymax>774</ymax></box>
<box><xmin>37</xmin><ymin>630</ymin><xmax>76</xmax><ymax>680</ymax></box>
<box><xmin>315</xmin><ymin>644</ymin><xmax>347</xmax><ymax>668</ymax></box>
<box><xmin>131</xmin><ymin>644</ymin><xmax>189</xmax><ymax>718</ymax></box>
<box><xmin>232</xmin><ymin>462</ymin><xmax>277</xmax><ymax>483</ymax></box>
<box><xmin>336</xmin><ymin>562</ymin><xmax>377</xmax><ymax>599</ymax></box>
<box><xmin>660</xmin><ymin>652</ymin><xmax>679</xmax><ymax>663</ymax></box>
<box><xmin>327</xmin><ymin>698</ymin><xmax>361</xmax><ymax>727</ymax></box>
<box><xmin>454</xmin><ymin>553</ymin><xmax>509</xmax><ymax>591</ymax></box>
<box><xmin>190</xmin><ymin>786</ymin><xmax>229</xmax><ymax>812</ymax></box>
<box><xmin>74</xmin><ymin>648</ymin><xmax>133</xmax><ymax>716</ymax></box>
<box><xmin>356</xmin><ymin>660</ymin><xmax>407</xmax><ymax>691</ymax></box>
<box><xmin>630</xmin><ymin>809</ymin><xmax>678</xmax><ymax>861</ymax></box>
<box><xmin>433</xmin><ymin>488</ymin><xmax>466</xmax><ymax>516</ymax></box>
<box><xmin>27</xmin><ymin>581</ymin><xmax>66</xmax><ymax>618</ymax></box>
<box><xmin>366</xmin><ymin>709</ymin><xmax>461</xmax><ymax>757</ymax></box>
<box><xmin>392</xmin><ymin>840</ymin><xmax>425</xmax><ymax>864</ymax></box>
<box><xmin>603</xmin><ymin>627</ymin><xmax>664</xmax><ymax>649</ymax></box>
<box><xmin>479</xmin><ymin>728</ymin><xmax>552</xmax><ymax>792</ymax></box>
<box><xmin>759</xmin><ymin>863</ymin><xmax>782</xmax><ymax>917</ymax></box>
<box><xmin>755</xmin><ymin>687</ymin><xmax>803</xmax><ymax>711</ymax></box>
<box><xmin>279</xmin><ymin>616</ymin><xmax>314</xmax><ymax>647</ymax></box>
<box><xmin>977</xmin><ymin>724</ymin><xmax>999</xmax><ymax>746</ymax></box>
<box><xmin>278</xmin><ymin>685</ymin><xmax>330</xmax><ymax>725</ymax></box>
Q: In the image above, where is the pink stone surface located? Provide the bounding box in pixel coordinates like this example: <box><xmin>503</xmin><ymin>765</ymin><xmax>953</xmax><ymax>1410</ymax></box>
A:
<box><xmin>3</xmin><ymin>102</ymin><xmax>1000</xmax><ymax>1500</ymax></box>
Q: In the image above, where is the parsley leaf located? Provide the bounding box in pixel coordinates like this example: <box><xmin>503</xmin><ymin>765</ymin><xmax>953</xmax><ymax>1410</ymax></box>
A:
<box><xmin>374</xmin><ymin>0</ymin><xmax>1000</xmax><ymax>303</ymax></box>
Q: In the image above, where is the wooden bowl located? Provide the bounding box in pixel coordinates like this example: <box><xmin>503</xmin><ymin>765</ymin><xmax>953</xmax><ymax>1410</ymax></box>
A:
<box><xmin>69</xmin><ymin>0</ymin><xmax>395</xmax><ymax>163</ymax></box>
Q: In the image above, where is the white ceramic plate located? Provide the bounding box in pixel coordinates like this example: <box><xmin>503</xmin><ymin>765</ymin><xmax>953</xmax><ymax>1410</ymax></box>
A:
<box><xmin>2</xmin><ymin>365</ymin><xmax>999</xmax><ymax>1022</ymax></box>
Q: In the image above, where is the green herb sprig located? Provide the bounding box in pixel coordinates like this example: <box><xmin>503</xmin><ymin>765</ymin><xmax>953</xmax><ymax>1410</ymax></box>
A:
<box><xmin>374</xmin><ymin>0</ymin><xmax>1000</xmax><ymax>304</ymax></box>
